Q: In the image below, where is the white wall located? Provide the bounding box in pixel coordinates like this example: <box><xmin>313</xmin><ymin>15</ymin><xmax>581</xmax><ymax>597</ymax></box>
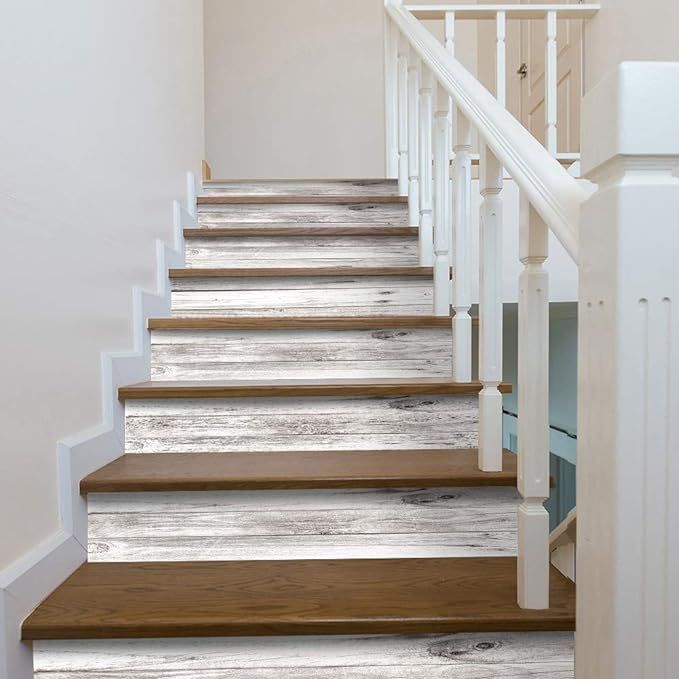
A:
<box><xmin>0</xmin><ymin>0</ymin><xmax>205</xmax><ymax>572</ymax></box>
<box><xmin>203</xmin><ymin>0</ymin><xmax>478</xmax><ymax>179</ymax></box>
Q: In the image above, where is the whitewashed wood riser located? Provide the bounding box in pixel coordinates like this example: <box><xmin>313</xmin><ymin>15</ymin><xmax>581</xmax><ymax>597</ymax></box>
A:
<box><xmin>197</xmin><ymin>203</ymin><xmax>407</xmax><ymax>226</ymax></box>
<box><xmin>34</xmin><ymin>632</ymin><xmax>574</xmax><ymax>678</ymax></box>
<box><xmin>171</xmin><ymin>275</ymin><xmax>434</xmax><ymax>317</ymax></box>
<box><xmin>185</xmin><ymin>235</ymin><xmax>418</xmax><ymax>268</ymax></box>
<box><xmin>150</xmin><ymin>327</ymin><xmax>452</xmax><ymax>380</ymax></box>
<box><xmin>201</xmin><ymin>179</ymin><xmax>399</xmax><ymax>196</ymax></box>
<box><xmin>87</xmin><ymin>486</ymin><xmax>519</xmax><ymax>562</ymax></box>
<box><xmin>125</xmin><ymin>394</ymin><xmax>479</xmax><ymax>453</ymax></box>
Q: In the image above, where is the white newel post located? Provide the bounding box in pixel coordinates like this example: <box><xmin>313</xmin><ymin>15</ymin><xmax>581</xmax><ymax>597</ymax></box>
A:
<box><xmin>495</xmin><ymin>11</ymin><xmax>506</xmax><ymax>107</ymax></box>
<box><xmin>478</xmin><ymin>145</ymin><xmax>504</xmax><ymax>472</ymax></box>
<box><xmin>418</xmin><ymin>66</ymin><xmax>434</xmax><ymax>266</ymax></box>
<box><xmin>432</xmin><ymin>81</ymin><xmax>451</xmax><ymax>316</ymax></box>
<box><xmin>517</xmin><ymin>196</ymin><xmax>550</xmax><ymax>610</ymax></box>
<box><xmin>407</xmin><ymin>52</ymin><xmax>421</xmax><ymax>227</ymax></box>
<box><xmin>397</xmin><ymin>34</ymin><xmax>409</xmax><ymax>196</ymax></box>
<box><xmin>576</xmin><ymin>62</ymin><xmax>679</xmax><ymax>679</ymax></box>
<box><xmin>384</xmin><ymin>16</ymin><xmax>399</xmax><ymax>178</ymax></box>
<box><xmin>452</xmin><ymin>111</ymin><xmax>473</xmax><ymax>381</ymax></box>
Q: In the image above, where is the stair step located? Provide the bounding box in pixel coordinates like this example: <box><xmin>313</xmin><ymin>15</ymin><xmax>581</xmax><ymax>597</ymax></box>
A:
<box><xmin>170</xmin><ymin>266</ymin><xmax>433</xmax><ymax>278</ymax></box>
<box><xmin>22</xmin><ymin>557</ymin><xmax>575</xmax><ymax>640</ymax></box>
<box><xmin>201</xmin><ymin>178</ymin><xmax>399</xmax><ymax>197</ymax></box>
<box><xmin>149</xmin><ymin>315</ymin><xmax>456</xmax><ymax>329</ymax></box>
<box><xmin>81</xmin><ymin>449</ymin><xmax>517</xmax><ymax>493</ymax></box>
<box><xmin>197</xmin><ymin>195</ymin><xmax>407</xmax><ymax>205</ymax></box>
<box><xmin>184</xmin><ymin>226</ymin><xmax>418</xmax><ymax>238</ymax></box>
<box><xmin>183</xmin><ymin>232</ymin><xmax>419</xmax><ymax>269</ymax></box>
<box><xmin>170</xmin><ymin>269</ymin><xmax>437</xmax><ymax>318</ymax></box>
<box><xmin>119</xmin><ymin>378</ymin><xmax>511</xmax><ymax>400</ymax></box>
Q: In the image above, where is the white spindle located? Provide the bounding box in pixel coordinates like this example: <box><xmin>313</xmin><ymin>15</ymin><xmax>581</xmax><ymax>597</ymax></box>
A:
<box><xmin>495</xmin><ymin>11</ymin><xmax>506</xmax><ymax>107</ymax></box>
<box><xmin>478</xmin><ymin>145</ymin><xmax>504</xmax><ymax>472</ymax></box>
<box><xmin>418</xmin><ymin>66</ymin><xmax>434</xmax><ymax>266</ymax></box>
<box><xmin>407</xmin><ymin>52</ymin><xmax>421</xmax><ymax>227</ymax></box>
<box><xmin>433</xmin><ymin>81</ymin><xmax>451</xmax><ymax>316</ymax></box>
<box><xmin>545</xmin><ymin>11</ymin><xmax>558</xmax><ymax>155</ymax></box>
<box><xmin>444</xmin><ymin>11</ymin><xmax>455</xmax><ymax>158</ymax></box>
<box><xmin>517</xmin><ymin>196</ymin><xmax>550</xmax><ymax>610</ymax></box>
<box><xmin>397</xmin><ymin>35</ymin><xmax>409</xmax><ymax>195</ymax></box>
<box><xmin>384</xmin><ymin>16</ymin><xmax>399</xmax><ymax>178</ymax></box>
<box><xmin>452</xmin><ymin>111</ymin><xmax>473</xmax><ymax>381</ymax></box>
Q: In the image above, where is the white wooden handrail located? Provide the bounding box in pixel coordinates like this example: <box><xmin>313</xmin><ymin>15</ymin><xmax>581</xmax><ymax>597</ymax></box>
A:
<box><xmin>385</xmin><ymin>0</ymin><xmax>589</xmax><ymax>261</ymax></box>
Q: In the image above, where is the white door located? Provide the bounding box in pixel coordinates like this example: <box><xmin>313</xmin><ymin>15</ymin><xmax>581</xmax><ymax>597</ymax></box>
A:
<box><xmin>519</xmin><ymin>1</ymin><xmax>583</xmax><ymax>153</ymax></box>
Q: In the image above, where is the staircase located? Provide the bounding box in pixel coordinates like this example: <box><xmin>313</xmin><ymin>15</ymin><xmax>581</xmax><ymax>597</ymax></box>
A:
<box><xmin>24</xmin><ymin>180</ymin><xmax>575</xmax><ymax>677</ymax></box>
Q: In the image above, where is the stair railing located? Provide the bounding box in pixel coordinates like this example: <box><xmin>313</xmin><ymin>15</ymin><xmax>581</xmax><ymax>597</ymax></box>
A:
<box><xmin>384</xmin><ymin>0</ymin><xmax>594</xmax><ymax>610</ymax></box>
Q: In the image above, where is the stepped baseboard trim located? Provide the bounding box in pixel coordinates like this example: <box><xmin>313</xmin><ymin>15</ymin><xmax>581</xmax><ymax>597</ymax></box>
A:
<box><xmin>0</xmin><ymin>174</ymin><xmax>196</xmax><ymax>679</ymax></box>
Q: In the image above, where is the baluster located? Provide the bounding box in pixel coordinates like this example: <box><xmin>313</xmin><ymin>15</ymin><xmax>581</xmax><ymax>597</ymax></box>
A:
<box><xmin>384</xmin><ymin>16</ymin><xmax>399</xmax><ymax>178</ymax></box>
<box><xmin>418</xmin><ymin>65</ymin><xmax>434</xmax><ymax>266</ymax></box>
<box><xmin>452</xmin><ymin>111</ymin><xmax>473</xmax><ymax>381</ymax></box>
<box><xmin>545</xmin><ymin>11</ymin><xmax>557</xmax><ymax>155</ymax></box>
<box><xmin>407</xmin><ymin>52</ymin><xmax>421</xmax><ymax>227</ymax></box>
<box><xmin>444</xmin><ymin>11</ymin><xmax>455</xmax><ymax>157</ymax></box>
<box><xmin>517</xmin><ymin>197</ymin><xmax>550</xmax><ymax>610</ymax></box>
<box><xmin>432</xmin><ymin>81</ymin><xmax>451</xmax><ymax>316</ymax></box>
<box><xmin>496</xmin><ymin>11</ymin><xmax>506</xmax><ymax>107</ymax></box>
<box><xmin>478</xmin><ymin>145</ymin><xmax>504</xmax><ymax>472</ymax></box>
<box><xmin>397</xmin><ymin>34</ymin><xmax>409</xmax><ymax>195</ymax></box>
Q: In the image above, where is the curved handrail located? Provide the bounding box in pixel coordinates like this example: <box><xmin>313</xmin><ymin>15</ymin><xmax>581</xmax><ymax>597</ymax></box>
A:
<box><xmin>385</xmin><ymin>0</ymin><xmax>588</xmax><ymax>261</ymax></box>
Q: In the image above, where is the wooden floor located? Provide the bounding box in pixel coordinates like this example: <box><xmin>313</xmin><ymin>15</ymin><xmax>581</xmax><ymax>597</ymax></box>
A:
<box><xmin>23</xmin><ymin>557</ymin><xmax>575</xmax><ymax>641</ymax></box>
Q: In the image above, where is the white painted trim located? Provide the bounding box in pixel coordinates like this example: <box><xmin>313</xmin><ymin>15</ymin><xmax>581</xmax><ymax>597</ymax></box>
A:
<box><xmin>0</xmin><ymin>172</ymin><xmax>196</xmax><ymax>679</ymax></box>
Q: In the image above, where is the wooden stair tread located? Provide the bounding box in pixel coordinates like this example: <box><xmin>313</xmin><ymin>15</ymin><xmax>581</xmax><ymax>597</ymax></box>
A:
<box><xmin>119</xmin><ymin>378</ymin><xmax>512</xmax><ymax>400</ymax></box>
<box><xmin>80</xmin><ymin>449</ymin><xmax>518</xmax><ymax>493</ymax></box>
<box><xmin>184</xmin><ymin>226</ymin><xmax>418</xmax><ymax>238</ymax></box>
<box><xmin>197</xmin><ymin>195</ymin><xmax>407</xmax><ymax>205</ymax></box>
<box><xmin>22</xmin><ymin>557</ymin><xmax>575</xmax><ymax>640</ymax></box>
<box><xmin>170</xmin><ymin>266</ymin><xmax>434</xmax><ymax>278</ymax></box>
<box><xmin>148</xmin><ymin>315</ymin><xmax>466</xmax><ymax>330</ymax></box>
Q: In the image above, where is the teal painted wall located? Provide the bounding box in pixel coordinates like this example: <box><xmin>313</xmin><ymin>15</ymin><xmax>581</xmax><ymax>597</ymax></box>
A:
<box><xmin>502</xmin><ymin>303</ymin><xmax>578</xmax><ymax>528</ymax></box>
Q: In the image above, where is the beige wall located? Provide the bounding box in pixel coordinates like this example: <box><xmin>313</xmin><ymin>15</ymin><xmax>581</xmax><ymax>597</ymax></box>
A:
<box><xmin>203</xmin><ymin>0</ymin><xmax>478</xmax><ymax>179</ymax></box>
<box><xmin>0</xmin><ymin>0</ymin><xmax>204</xmax><ymax>571</ymax></box>
<box><xmin>584</xmin><ymin>0</ymin><xmax>679</xmax><ymax>91</ymax></box>
<box><xmin>204</xmin><ymin>0</ymin><xmax>386</xmax><ymax>179</ymax></box>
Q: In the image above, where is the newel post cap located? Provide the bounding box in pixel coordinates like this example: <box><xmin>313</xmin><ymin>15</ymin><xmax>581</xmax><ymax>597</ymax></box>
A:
<box><xmin>581</xmin><ymin>62</ymin><xmax>679</xmax><ymax>176</ymax></box>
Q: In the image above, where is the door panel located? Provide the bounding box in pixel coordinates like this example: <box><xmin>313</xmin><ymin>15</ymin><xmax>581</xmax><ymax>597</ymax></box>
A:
<box><xmin>519</xmin><ymin>1</ymin><xmax>582</xmax><ymax>153</ymax></box>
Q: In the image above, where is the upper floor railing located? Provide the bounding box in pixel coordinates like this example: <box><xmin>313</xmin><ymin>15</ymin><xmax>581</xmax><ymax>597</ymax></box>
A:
<box><xmin>383</xmin><ymin>0</ymin><xmax>597</xmax><ymax>610</ymax></box>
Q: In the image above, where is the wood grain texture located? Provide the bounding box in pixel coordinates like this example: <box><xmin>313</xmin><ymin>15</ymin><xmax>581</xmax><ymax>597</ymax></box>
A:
<box><xmin>168</xmin><ymin>276</ymin><xmax>436</xmax><ymax>320</ymax></box>
<box><xmin>86</xmin><ymin>484</ymin><xmax>520</xmax><ymax>562</ymax></box>
<box><xmin>197</xmin><ymin>204</ymin><xmax>407</xmax><ymax>226</ymax></box>
<box><xmin>119</xmin><ymin>378</ymin><xmax>511</xmax><ymax>400</ymax></box>
<box><xmin>124</xmin><ymin>394</ymin><xmax>480</xmax><ymax>453</ymax></box>
<box><xmin>22</xmin><ymin>557</ymin><xmax>575</xmax><ymax>640</ymax></box>
<box><xmin>184</xmin><ymin>236</ymin><xmax>418</xmax><ymax>268</ymax></box>
<box><xmin>184</xmin><ymin>226</ymin><xmax>418</xmax><ymax>237</ymax></box>
<box><xmin>170</xmin><ymin>266</ymin><xmax>433</xmax><ymax>278</ymax></box>
<box><xmin>150</xmin><ymin>327</ymin><xmax>453</xmax><ymax>380</ymax></box>
<box><xmin>81</xmin><ymin>449</ymin><xmax>518</xmax><ymax>492</ymax></box>
<box><xmin>197</xmin><ymin>195</ymin><xmax>408</xmax><ymax>205</ymax></box>
<box><xmin>149</xmin><ymin>316</ymin><xmax>455</xmax><ymax>329</ymax></box>
<box><xmin>34</xmin><ymin>631</ymin><xmax>574</xmax><ymax>678</ymax></box>
<box><xmin>201</xmin><ymin>179</ymin><xmax>399</xmax><ymax>195</ymax></box>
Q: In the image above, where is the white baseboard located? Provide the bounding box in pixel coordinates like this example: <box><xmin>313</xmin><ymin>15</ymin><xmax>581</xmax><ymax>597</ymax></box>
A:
<box><xmin>0</xmin><ymin>174</ymin><xmax>196</xmax><ymax>679</ymax></box>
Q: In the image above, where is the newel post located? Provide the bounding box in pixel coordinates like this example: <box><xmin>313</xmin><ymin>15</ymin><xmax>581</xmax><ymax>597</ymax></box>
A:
<box><xmin>576</xmin><ymin>62</ymin><xmax>679</xmax><ymax>679</ymax></box>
